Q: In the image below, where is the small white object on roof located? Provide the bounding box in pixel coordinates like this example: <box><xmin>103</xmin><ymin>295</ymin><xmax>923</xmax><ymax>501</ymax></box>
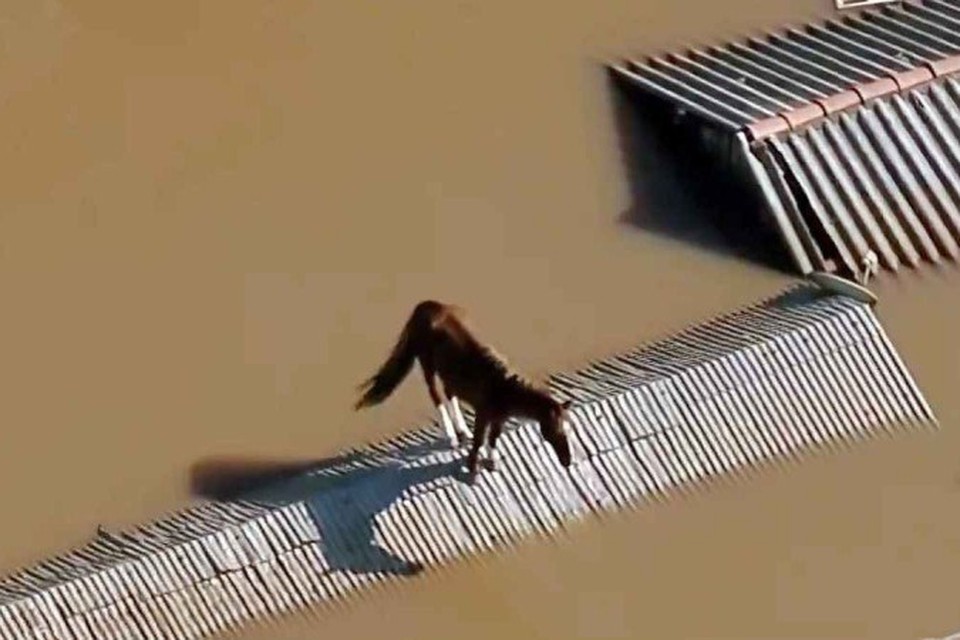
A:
<box><xmin>807</xmin><ymin>271</ymin><xmax>879</xmax><ymax>306</ymax></box>
<box><xmin>835</xmin><ymin>0</ymin><xmax>900</xmax><ymax>9</ymax></box>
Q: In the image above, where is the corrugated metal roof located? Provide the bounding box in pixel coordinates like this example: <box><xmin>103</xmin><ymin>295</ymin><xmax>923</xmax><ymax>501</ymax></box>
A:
<box><xmin>612</xmin><ymin>1</ymin><xmax>960</xmax><ymax>279</ymax></box>
<box><xmin>745</xmin><ymin>76</ymin><xmax>960</xmax><ymax>277</ymax></box>
<box><xmin>0</xmin><ymin>284</ymin><xmax>935</xmax><ymax>638</ymax></box>
<box><xmin>614</xmin><ymin>0</ymin><xmax>960</xmax><ymax>138</ymax></box>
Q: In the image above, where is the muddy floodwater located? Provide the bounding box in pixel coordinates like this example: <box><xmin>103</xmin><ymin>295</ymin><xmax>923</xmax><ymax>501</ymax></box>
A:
<box><xmin>3</xmin><ymin>0</ymin><xmax>960</xmax><ymax>637</ymax></box>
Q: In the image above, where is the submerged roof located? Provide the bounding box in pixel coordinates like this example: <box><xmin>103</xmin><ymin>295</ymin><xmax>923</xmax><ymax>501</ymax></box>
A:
<box><xmin>0</xmin><ymin>285</ymin><xmax>935</xmax><ymax>638</ymax></box>
<box><xmin>748</xmin><ymin>79</ymin><xmax>960</xmax><ymax>276</ymax></box>
<box><xmin>613</xmin><ymin>1</ymin><xmax>960</xmax><ymax>279</ymax></box>
<box><xmin>613</xmin><ymin>0</ymin><xmax>960</xmax><ymax>140</ymax></box>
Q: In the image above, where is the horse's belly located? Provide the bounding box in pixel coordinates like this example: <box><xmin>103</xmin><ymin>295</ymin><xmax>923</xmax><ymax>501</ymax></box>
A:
<box><xmin>439</xmin><ymin>369</ymin><xmax>487</xmax><ymax>408</ymax></box>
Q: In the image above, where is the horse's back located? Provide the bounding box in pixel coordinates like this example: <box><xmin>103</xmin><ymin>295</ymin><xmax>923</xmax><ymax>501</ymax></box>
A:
<box><xmin>411</xmin><ymin>299</ymin><xmax>446</xmax><ymax>322</ymax></box>
<box><xmin>408</xmin><ymin>301</ymin><xmax>547</xmax><ymax>415</ymax></box>
<box><xmin>429</xmin><ymin>309</ymin><xmax>511</xmax><ymax>394</ymax></box>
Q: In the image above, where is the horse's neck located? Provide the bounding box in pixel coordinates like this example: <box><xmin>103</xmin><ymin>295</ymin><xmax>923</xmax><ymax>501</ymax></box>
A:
<box><xmin>502</xmin><ymin>377</ymin><xmax>549</xmax><ymax>419</ymax></box>
<box><xmin>446</xmin><ymin>321</ymin><xmax>549</xmax><ymax>416</ymax></box>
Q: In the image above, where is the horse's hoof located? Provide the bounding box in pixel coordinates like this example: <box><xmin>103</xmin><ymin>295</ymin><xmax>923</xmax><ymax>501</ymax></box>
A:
<box><xmin>480</xmin><ymin>458</ymin><xmax>497</xmax><ymax>473</ymax></box>
<box><xmin>401</xmin><ymin>560</ymin><xmax>424</xmax><ymax>576</ymax></box>
<box><xmin>465</xmin><ymin>461</ymin><xmax>480</xmax><ymax>482</ymax></box>
<box><xmin>456</xmin><ymin>433</ymin><xmax>471</xmax><ymax>449</ymax></box>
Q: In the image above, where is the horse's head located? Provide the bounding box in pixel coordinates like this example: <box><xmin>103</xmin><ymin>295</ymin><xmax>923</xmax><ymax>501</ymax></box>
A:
<box><xmin>539</xmin><ymin>398</ymin><xmax>573</xmax><ymax>468</ymax></box>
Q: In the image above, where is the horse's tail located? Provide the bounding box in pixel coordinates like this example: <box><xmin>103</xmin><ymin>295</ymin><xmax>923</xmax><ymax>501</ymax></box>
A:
<box><xmin>354</xmin><ymin>302</ymin><xmax>436</xmax><ymax>410</ymax></box>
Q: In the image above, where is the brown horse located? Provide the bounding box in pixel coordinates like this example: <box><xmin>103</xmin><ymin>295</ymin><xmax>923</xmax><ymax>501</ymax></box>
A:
<box><xmin>354</xmin><ymin>300</ymin><xmax>572</xmax><ymax>476</ymax></box>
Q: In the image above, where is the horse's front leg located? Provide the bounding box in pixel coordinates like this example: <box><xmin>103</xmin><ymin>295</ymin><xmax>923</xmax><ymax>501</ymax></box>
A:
<box><xmin>466</xmin><ymin>413</ymin><xmax>490</xmax><ymax>478</ymax></box>
<box><xmin>481</xmin><ymin>419</ymin><xmax>505</xmax><ymax>472</ymax></box>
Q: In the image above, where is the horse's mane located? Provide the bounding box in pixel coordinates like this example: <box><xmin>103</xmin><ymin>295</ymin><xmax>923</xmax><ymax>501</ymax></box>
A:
<box><xmin>479</xmin><ymin>345</ymin><xmax>547</xmax><ymax>396</ymax></box>
<box><xmin>453</xmin><ymin>307</ymin><xmax>550</xmax><ymax>398</ymax></box>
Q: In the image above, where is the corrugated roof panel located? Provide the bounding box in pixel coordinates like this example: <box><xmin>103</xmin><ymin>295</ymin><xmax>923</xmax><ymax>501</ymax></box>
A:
<box><xmin>743</xmin><ymin>79</ymin><xmax>960</xmax><ymax>278</ymax></box>
<box><xmin>614</xmin><ymin>0</ymin><xmax>960</xmax><ymax>138</ymax></box>
<box><xmin>0</xmin><ymin>285</ymin><xmax>935</xmax><ymax>637</ymax></box>
<box><xmin>611</xmin><ymin>1</ymin><xmax>960</xmax><ymax>277</ymax></box>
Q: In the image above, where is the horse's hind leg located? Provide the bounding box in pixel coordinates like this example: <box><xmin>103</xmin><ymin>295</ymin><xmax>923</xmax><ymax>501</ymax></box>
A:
<box><xmin>420</xmin><ymin>359</ymin><xmax>461</xmax><ymax>448</ymax></box>
<box><xmin>448</xmin><ymin>397</ymin><xmax>472</xmax><ymax>446</ymax></box>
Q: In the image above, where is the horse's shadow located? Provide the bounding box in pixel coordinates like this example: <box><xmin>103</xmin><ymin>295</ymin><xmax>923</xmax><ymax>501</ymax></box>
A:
<box><xmin>189</xmin><ymin>443</ymin><xmax>468</xmax><ymax>578</ymax></box>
